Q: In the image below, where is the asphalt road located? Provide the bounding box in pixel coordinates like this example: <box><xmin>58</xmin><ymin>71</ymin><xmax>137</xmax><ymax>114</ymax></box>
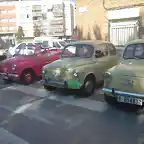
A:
<box><xmin>0</xmin><ymin>77</ymin><xmax>143</xmax><ymax>144</ymax></box>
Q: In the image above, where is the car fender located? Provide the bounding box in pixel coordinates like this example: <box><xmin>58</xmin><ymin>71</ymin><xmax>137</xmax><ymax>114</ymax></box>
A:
<box><xmin>75</xmin><ymin>64</ymin><xmax>96</xmax><ymax>85</ymax></box>
<box><xmin>18</xmin><ymin>62</ymin><xmax>39</xmax><ymax>77</ymax></box>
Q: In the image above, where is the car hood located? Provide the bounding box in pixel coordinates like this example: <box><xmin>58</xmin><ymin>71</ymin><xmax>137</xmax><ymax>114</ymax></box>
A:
<box><xmin>1</xmin><ymin>56</ymin><xmax>36</xmax><ymax>66</ymax></box>
<box><xmin>44</xmin><ymin>57</ymin><xmax>93</xmax><ymax>69</ymax></box>
<box><xmin>111</xmin><ymin>60</ymin><xmax>144</xmax><ymax>77</ymax></box>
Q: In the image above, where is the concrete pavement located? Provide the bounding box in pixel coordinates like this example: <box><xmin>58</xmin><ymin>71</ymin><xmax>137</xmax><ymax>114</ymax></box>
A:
<box><xmin>0</xmin><ymin>80</ymin><xmax>142</xmax><ymax>144</ymax></box>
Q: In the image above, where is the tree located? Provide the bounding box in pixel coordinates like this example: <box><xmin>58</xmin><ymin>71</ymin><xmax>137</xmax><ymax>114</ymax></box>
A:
<box><xmin>16</xmin><ymin>26</ymin><xmax>25</xmax><ymax>43</ymax></box>
<box><xmin>34</xmin><ymin>26</ymin><xmax>41</xmax><ymax>37</ymax></box>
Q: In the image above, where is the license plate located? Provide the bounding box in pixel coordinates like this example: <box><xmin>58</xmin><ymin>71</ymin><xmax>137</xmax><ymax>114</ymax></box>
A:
<box><xmin>117</xmin><ymin>96</ymin><xmax>143</xmax><ymax>106</ymax></box>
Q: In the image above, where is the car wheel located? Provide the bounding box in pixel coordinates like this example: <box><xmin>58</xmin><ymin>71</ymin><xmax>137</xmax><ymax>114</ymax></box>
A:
<box><xmin>81</xmin><ymin>75</ymin><xmax>96</xmax><ymax>97</ymax></box>
<box><xmin>20</xmin><ymin>69</ymin><xmax>35</xmax><ymax>85</ymax></box>
<box><xmin>104</xmin><ymin>94</ymin><xmax>116</xmax><ymax>105</ymax></box>
<box><xmin>3</xmin><ymin>79</ymin><xmax>11</xmax><ymax>84</ymax></box>
<box><xmin>44</xmin><ymin>85</ymin><xmax>56</xmax><ymax>91</ymax></box>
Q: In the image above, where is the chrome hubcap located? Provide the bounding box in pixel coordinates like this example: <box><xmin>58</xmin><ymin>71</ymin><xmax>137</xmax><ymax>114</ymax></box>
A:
<box><xmin>25</xmin><ymin>74</ymin><xmax>31</xmax><ymax>81</ymax></box>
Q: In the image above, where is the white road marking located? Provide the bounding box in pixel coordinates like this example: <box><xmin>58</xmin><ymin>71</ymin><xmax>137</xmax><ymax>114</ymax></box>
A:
<box><xmin>2</xmin><ymin>85</ymin><xmax>48</xmax><ymax>97</ymax></box>
<box><xmin>2</xmin><ymin>85</ymin><xmax>108</xmax><ymax>113</ymax></box>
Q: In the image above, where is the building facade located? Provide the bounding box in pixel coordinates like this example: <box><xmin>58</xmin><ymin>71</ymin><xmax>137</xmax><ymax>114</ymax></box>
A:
<box><xmin>41</xmin><ymin>0</ymin><xmax>75</xmax><ymax>37</ymax></box>
<box><xmin>76</xmin><ymin>0</ymin><xmax>144</xmax><ymax>46</ymax></box>
<box><xmin>0</xmin><ymin>1</ymin><xmax>42</xmax><ymax>39</ymax></box>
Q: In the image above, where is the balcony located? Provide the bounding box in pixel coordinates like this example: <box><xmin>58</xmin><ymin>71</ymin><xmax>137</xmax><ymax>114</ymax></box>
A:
<box><xmin>32</xmin><ymin>12</ymin><xmax>42</xmax><ymax>17</ymax></box>
<box><xmin>0</xmin><ymin>22</ymin><xmax>16</xmax><ymax>26</ymax></box>
<box><xmin>0</xmin><ymin>13</ymin><xmax>16</xmax><ymax>18</ymax></box>
<box><xmin>0</xmin><ymin>29</ymin><xmax>16</xmax><ymax>34</ymax></box>
<box><xmin>0</xmin><ymin>6</ymin><xmax>15</xmax><ymax>10</ymax></box>
<box><xmin>50</xmin><ymin>19</ymin><xmax>64</xmax><ymax>25</ymax></box>
<box><xmin>53</xmin><ymin>11</ymin><xmax>64</xmax><ymax>17</ymax></box>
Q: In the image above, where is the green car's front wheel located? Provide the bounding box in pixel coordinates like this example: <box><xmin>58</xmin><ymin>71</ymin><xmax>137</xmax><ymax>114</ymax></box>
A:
<box><xmin>44</xmin><ymin>85</ymin><xmax>56</xmax><ymax>91</ymax></box>
<box><xmin>81</xmin><ymin>75</ymin><xmax>96</xmax><ymax>96</ymax></box>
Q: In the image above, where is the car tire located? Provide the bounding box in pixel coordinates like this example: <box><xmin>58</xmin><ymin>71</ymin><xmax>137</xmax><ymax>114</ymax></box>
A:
<box><xmin>81</xmin><ymin>75</ymin><xmax>96</xmax><ymax>97</ymax></box>
<box><xmin>44</xmin><ymin>85</ymin><xmax>56</xmax><ymax>91</ymax></box>
<box><xmin>104</xmin><ymin>94</ymin><xmax>116</xmax><ymax>105</ymax></box>
<box><xmin>3</xmin><ymin>79</ymin><xmax>11</xmax><ymax>84</ymax></box>
<box><xmin>20</xmin><ymin>69</ymin><xmax>35</xmax><ymax>85</ymax></box>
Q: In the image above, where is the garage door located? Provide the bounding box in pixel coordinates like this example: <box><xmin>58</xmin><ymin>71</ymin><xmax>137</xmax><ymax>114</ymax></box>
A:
<box><xmin>109</xmin><ymin>21</ymin><xmax>139</xmax><ymax>46</ymax></box>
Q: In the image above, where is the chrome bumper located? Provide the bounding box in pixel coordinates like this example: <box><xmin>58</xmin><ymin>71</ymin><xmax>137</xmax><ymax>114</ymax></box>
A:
<box><xmin>0</xmin><ymin>72</ymin><xmax>18</xmax><ymax>77</ymax></box>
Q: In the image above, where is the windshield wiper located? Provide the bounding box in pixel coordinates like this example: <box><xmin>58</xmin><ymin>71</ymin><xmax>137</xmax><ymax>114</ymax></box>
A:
<box><xmin>132</xmin><ymin>56</ymin><xmax>140</xmax><ymax>59</ymax></box>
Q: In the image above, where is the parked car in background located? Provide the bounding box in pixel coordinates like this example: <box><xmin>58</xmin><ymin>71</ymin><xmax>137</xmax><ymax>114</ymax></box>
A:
<box><xmin>0</xmin><ymin>45</ymin><xmax>61</xmax><ymax>85</ymax></box>
<box><xmin>103</xmin><ymin>39</ymin><xmax>144</xmax><ymax>107</ymax></box>
<box><xmin>41</xmin><ymin>39</ymin><xmax>67</xmax><ymax>49</ymax></box>
<box><xmin>41</xmin><ymin>40</ymin><xmax>119</xmax><ymax>96</ymax></box>
<box><xmin>64</xmin><ymin>39</ymin><xmax>78</xmax><ymax>43</ymax></box>
<box><xmin>7</xmin><ymin>42</ymin><xmax>37</xmax><ymax>57</ymax></box>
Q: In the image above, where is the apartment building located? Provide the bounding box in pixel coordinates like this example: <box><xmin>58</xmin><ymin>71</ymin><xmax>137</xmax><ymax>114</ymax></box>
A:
<box><xmin>0</xmin><ymin>1</ymin><xmax>42</xmax><ymax>40</ymax></box>
<box><xmin>41</xmin><ymin>0</ymin><xmax>75</xmax><ymax>38</ymax></box>
<box><xmin>15</xmin><ymin>1</ymin><xmax>42</xmax><ymax>37</ymax></box>
<box><xmin>76</xmin><ymin>0</ymin><xmax>144</xmax><ymax>46</ymax></box>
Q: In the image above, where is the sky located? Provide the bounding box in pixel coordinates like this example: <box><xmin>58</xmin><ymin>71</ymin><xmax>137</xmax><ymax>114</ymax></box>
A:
<box><xmin>72</xmin><ymin>0</ymin><xmax>76</xmax><ymax>4</ymax></box>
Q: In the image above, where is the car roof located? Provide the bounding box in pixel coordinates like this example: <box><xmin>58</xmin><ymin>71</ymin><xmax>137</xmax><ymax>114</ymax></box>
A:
<box><xmin>67</xmin><ymin>40</ymin><xmax>111</xmax><ymax>47</ymax></box>
<box><xmin>126</xmin><ymin>39</ymin><xmax>144</xmax><ymax>45</ymax></box>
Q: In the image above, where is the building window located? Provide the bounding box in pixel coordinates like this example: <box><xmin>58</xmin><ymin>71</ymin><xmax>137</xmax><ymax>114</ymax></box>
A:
<box><xmin>7</xmin><ymin>10</ymin><xmax>16</xmax><ymax>13</ymax></box>
<box><xmin>0</xmin><ymin>19</ymin><xmax>8</xmax><ymax>22</ymax></box>
<box><xmin>9</xmin><ymin>26</ymin><xmax>16</xmax><ymax>30</ymax></box>
<box><xmin>1</xmin><ymin>10</ymin><xmax>8</xmax><ymax>13</ymax></box>
<box><xmin>33</xmin><ymin>16</ymin><xmax>38</xmax><ymax>20</ymax></box>
<box><xmin>8</xmin><ymin>18</ymin><xmax>16</xmax><ymax>22</ymax></box>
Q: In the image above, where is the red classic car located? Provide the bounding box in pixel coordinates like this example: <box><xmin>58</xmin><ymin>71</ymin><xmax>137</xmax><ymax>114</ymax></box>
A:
<box><xmin>0</xmin><ymin>45</ymin><xmax>61</xmax><ymax>84</ymax></box>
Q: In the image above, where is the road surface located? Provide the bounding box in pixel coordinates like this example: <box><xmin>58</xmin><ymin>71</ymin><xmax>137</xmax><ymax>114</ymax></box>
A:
<box><xmin>0</xmin><ymin>77</ymin><xmax>143</xmax><ymax>144</ymax></box>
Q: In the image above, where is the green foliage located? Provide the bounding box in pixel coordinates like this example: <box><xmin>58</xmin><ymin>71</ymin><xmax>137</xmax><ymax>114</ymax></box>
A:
<box><xmin>16</xmin><ymin>26</ymin><xmax>25</xmax><ymax>42</ymax></box>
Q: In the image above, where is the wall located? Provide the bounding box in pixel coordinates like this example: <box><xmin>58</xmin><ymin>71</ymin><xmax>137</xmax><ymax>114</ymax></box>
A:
<box><xmin>76</xmin><ymin>0</ymin><xmax>107</xmax><ymax>40</ymax></box>
<box><xmin>76</xmin><ymin>0</ymin><xmax>144</xmax><ymax>40</ymax></box>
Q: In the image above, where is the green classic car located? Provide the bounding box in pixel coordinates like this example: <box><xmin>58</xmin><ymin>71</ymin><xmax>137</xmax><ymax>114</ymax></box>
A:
<box><xmin>41</xmin><ymin>40</ymin><xmax>118</xmax><ymax>96</ymax></box>
<box><xmin>103</xmin><ymin>39</ymin><xmax>144</xmax><ymax>106</ymax></box>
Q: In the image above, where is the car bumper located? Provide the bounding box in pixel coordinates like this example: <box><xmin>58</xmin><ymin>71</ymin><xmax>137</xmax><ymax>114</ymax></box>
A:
<box><xmin>103</xmin><ymin>88</ymin><xmax>144</xmax><ymax>105</ymax></box>
<box><xmin>103</xmin><ymin>88</ymin><xmax>144</xmax><ymax>98</ymax></box>
<box><xmin>0</xmin><ymin>72</ymin><xmax>19</xmax><ymax>81</ymax></box>
<box><xmin>41</xmin><ymin>79</ymin><xmax>81</xmax><ymax>89</ymax></box>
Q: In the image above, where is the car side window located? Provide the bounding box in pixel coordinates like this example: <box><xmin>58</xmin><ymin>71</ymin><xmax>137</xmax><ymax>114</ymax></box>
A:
<box><xmin>53</xmin><ymin>42</ymin><xmax>61</xmax><ymax>48</ymax></box>
<box><xmin>16</xmin><ymin>43</ymin><xmax>25</xmax><ymax>49</ymax></box>
<box><xmin>108</xmin><ymin>44</ymin><xmax>116</xmax><ymax>55</ymax></box>
<box><xmin>95</xmin><ymin>44</ymin><xmax>108</xmax><ymax>58</ymax></box>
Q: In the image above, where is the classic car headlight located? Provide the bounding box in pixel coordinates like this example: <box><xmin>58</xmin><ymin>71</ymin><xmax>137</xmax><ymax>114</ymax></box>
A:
<box><xmin>104</xmin><ymin>72</ymin><xmax>112</xmax><ymax>82</ymax></box>
<box><xmin>67</xmin><ymin>68</ymin><xmax>78</xmax><ymax>77</ymax></box>
<box><xmin>104</xmin><ymin>72</ymin><xmax>111</xmax><ymax>78</ymax></box>
<box><xmin>12</xmin><ymin>64</ymin><xmax>16</xmax><ymax>71</ymax></box>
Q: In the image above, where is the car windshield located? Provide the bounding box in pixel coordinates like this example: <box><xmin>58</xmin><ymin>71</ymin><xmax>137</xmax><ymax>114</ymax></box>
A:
<box><xmin>61</xmin><ymin>44</ymin><xmax>94</xmax><ymax>58</ymax></box>
<box><xmin>59</xmin><ymin>41</ymin><xmax>66</xmax><ymax>46</ymax></box>
<box><xmin>123</xmin><ymin>43</ymin><xmax>144</xmax><ymax>59</ymax></box>
<box><xmin>15</xmin><ymin>43</ymin><xmax>36</xmax><ymax>56</ymax></box>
